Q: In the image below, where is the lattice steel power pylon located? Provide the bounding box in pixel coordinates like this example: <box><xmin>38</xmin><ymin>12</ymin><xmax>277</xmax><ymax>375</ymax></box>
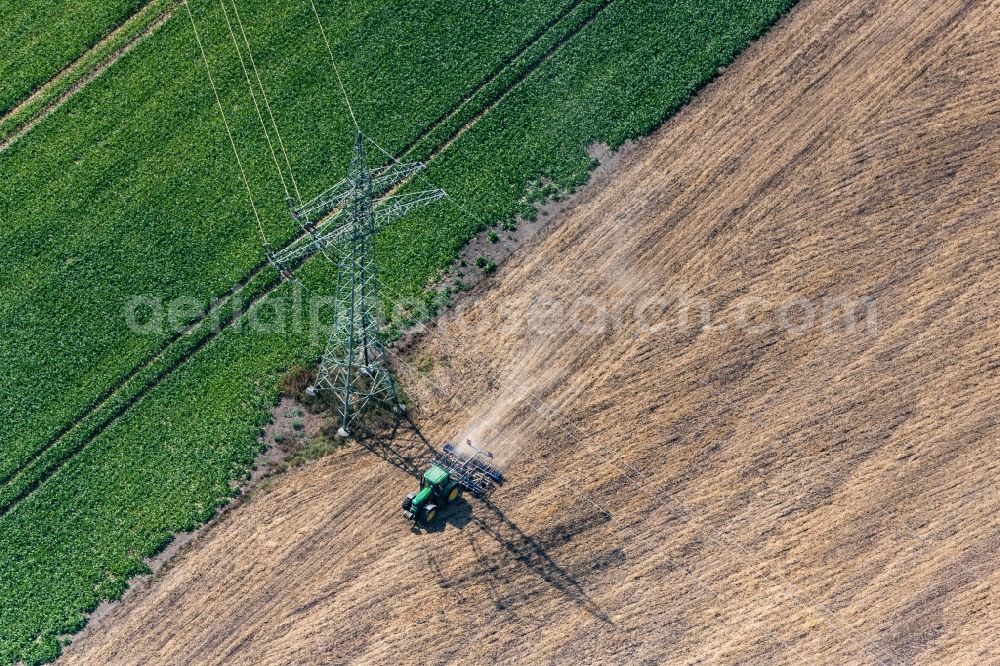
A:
<box><xmin>267</xmin><ymin>131</ymin><xmax>445</xmax><ymax>436</ymax></box>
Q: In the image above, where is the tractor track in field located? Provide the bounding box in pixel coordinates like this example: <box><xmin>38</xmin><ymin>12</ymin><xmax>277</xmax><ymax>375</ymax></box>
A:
<box><xmin>0</xmin><ymin>270</ymin><xmax>264</xmax><ymax>490</ymax></box>
<box><xmin>0</xmin><ymin>0</ymin><xmax>618</xmax><ymax>519</ymax></box>
<box><xmin>0</xmin><ymin>0</ymin><xmax>183</xmax><ymax>153</ymax></box>
<box><xmin>0</xmin><ymin>0</ymin><xmax>163</xmax><ymax>123</ymax></box>
<box><xmin>0</xmin><ymin>270</ymin><xmax>286</xmax><ymax>521</ymax></box>
<box><xmin>420</xmin><ymin>0</ymin><xmax>615</xmax><ymax>165</ymax></box>
<box><xmin>396</xmin><ymin>0</ymin><xmax>595</xmax><ymax>159</ymax></box>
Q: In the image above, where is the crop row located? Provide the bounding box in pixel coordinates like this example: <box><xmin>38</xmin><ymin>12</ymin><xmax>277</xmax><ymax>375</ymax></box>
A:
<box><xmin>0</xmin><ymin>0</ymin><xmax>796</xmax><ymax>662</ymax></box>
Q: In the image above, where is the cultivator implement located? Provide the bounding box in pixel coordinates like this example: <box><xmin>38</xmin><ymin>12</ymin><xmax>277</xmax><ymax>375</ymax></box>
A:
<box><xmin>432</xmin><ymin>441</ymin><xmax>504</xmax><ymax>498</ymax></box>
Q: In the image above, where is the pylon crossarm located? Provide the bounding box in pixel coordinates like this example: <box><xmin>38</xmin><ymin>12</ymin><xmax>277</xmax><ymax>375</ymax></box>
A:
<box><xmin>290</xmin><ymin>162</ymin><xmax>424</xmax><ymax>226</ymax></box>
<box><xmin>292</xmin><ymin>177</ymin><xmax>352</xmax><ymax>222</ymax></box>
<box><xmin>370</xmin><ymin>161</ymin><xmax>425</xmax><ymax>194</ymax></box>
<box><xmin>269</xmin><ymin>210</ymin><xmax>350</xmax><ymax>270</ymax></box>
<box><xmin>372</xmin><ymin>188</ymin><xmax>447</xmax><ymax>230</ymax></box>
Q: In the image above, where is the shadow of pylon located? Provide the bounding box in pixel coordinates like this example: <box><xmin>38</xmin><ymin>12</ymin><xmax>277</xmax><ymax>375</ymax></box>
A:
<box><xmin>471</xmin><ymin>496</ymin><xmax>613</xmax><ymax>624</ymax></box>
<box><xmin>351</xmin><ymin>411</ymin><xmax>438</xmax><ymax>480</ymax></box>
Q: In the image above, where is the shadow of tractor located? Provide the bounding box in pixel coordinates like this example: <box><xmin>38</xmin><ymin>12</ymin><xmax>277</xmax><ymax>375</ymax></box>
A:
<box><xmin>353</xmin><ymin>412</ymin><xmax>612</xmax><ymax>624</ymax></box>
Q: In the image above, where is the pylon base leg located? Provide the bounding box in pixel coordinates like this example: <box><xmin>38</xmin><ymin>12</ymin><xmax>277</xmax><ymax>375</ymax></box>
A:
<box><xmin>337</xmin><ymin>426</ymin><xmax>350</xmax><ymax>438</ymax></box>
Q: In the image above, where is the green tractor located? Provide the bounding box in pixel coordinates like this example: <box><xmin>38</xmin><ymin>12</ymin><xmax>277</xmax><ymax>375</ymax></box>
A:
<box><xmin>402</xmin><ymin>464</ymin><xmax>462</xmax><ymax>524</ymax></box>
<box><xmin>403</xmin><ymin>441</ymin><xmax>504</xmax><ymax>525</ymax></box>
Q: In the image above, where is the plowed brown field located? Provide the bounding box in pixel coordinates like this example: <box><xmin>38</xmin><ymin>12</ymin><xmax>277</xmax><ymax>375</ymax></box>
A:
<box><xmin>62</xmin><ymin>0</ymin><xmax>999</xmax><ymax>663</ymax></box>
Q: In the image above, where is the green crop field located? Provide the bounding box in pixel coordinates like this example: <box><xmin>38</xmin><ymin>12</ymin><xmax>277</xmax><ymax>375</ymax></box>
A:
<box><xmin>0</xmin><ymin>0</ymin><xmax>569</xmax><ymax>491</ymax></box>
<box><xmin>0</xmin><ymin>0</ymin><xmax>151</xmax><ymax>115</ymax></box>
<box><xmin>0</xmin><ymin>0</ymin><xmax>794</xmax><ymax>662</ymax></box>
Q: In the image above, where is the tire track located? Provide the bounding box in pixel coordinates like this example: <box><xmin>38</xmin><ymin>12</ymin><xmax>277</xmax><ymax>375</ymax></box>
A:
<box><xmin>0</xmin><ymin>0</ymin><xmax>183</xmax><ymax>152</ymax></box>
<box><xmin>416</xmin><ymin>0</ymin><xmax>615</xmax><ymax>165</ymax></box>
<box><xmin>395</xmin><ymin>0</ymin><xmax>591</xmax><ymax>159</ymax></box>
<box><xmin>0</xmin><ymin>0</ymin><xmax>618</xmax><ymax>518</ymax></box>
<box><xmin>1</xmin><ymin>0</ymin><xmax>163</xmax><ymax>121</ymax></box>
<box><xmin>0</xmin><ymin>268</ymin><xmax>282</xmax><ymax>520</ymax></box>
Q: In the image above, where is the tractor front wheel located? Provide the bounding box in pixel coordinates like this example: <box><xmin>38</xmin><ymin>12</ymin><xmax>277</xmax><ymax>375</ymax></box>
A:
<box><xmin>423</xmin><ymin>503</ymin><xmax>438</xmax><ymax>523</ymax></box>
<box><xmin>402</xmin><ymin>492</ymin><xmax>417</xmax><ymax>511</ymax></box>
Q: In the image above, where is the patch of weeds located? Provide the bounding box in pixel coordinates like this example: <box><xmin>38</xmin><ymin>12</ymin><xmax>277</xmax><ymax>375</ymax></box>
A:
<box><xmin>383</xmin><ymin>322</ymin><xmax>401</xmax><ymax>344</ymax></box>
<box><xmin>415</xmin><ymin>354</ymin><xmax>434</xmax><ymax>373</ymax></box>
<box><xmin>286</xmin><ymin>436</ymin><xmax>345</xmax><ymax>468</ymax></box>
<box><xmin>487</xmin><ymin>231</ymin><xmax>500</xmax><ymax>243</ymax></box>
<box><xmin>252</xmin><ymin>477</ymin><xmax>277</xmax><ymax>497</ymax></box>
<box><xmin>475</xmin><ymin>257</ymin><xmax>497</xmax><ymax>274</ymax></box>
<box><xmin>279</xmin><ymin>365</ymin><xmax>314</xmax><ymax>396</ymax></box>
<box><xmin>285</xmin><ymin>427</ymin><xmax>349</xmax><ymax>469</ymax></box>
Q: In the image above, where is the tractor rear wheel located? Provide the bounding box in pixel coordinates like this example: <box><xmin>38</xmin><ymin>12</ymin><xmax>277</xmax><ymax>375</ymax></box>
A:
<box><xmin>447</xmin><ymin>485</ymin><xmax>461</xmax><ymax>503</ymax></box>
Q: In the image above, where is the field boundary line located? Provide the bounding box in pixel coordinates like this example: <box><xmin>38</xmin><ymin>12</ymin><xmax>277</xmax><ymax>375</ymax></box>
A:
<box><xmin>0</xmin><ymin>0</ymin><xmax>613</xmax><ymax>516</ymax></box>
<box><xmin>0</xmin><ymin>0</ymin><xmax>183</xmax><ymax>152</ymax></box>
<box><xmin>0</xmin><ymin>0</ymin><xmax>162</xmax><ymax>120</ymax></box>
<box><xmin>395</xmin><ymin>0</ymin><xmax>591</xmax><ymax>157</ymax></box>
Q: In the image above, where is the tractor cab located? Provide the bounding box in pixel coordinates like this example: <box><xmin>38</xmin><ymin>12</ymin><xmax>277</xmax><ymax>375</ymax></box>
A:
<box><xmin>402</xmin><ymin>464</ymin><xmax>462</xmax><ymax>523</ymax></box>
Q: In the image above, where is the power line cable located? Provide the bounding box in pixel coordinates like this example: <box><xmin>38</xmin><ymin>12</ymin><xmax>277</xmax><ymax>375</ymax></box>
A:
<box><xmin>184</xmin><ymin>0</ymin><xmax>267</xmax><ymax>245</ymax></box>
<box><xmin>216</xmin><ymin>0</ymin><xmax>292</xmax><ymax>202</ymax></box>
<box><xmin>309</xmin><ymin>0</ymin><xmax>360</xmax><ymax>131</ymax></box>
<box><xmin>229</xmin><ymin>0</ymin><xmax>303</xmax><ymax>203</ymax></box>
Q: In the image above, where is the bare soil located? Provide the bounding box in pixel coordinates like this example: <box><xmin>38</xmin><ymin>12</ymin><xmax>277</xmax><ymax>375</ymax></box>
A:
<box><xmin>61</xmin><ymin>0</ymin><xmax>999</xmax><ymax>663</ymax></box>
